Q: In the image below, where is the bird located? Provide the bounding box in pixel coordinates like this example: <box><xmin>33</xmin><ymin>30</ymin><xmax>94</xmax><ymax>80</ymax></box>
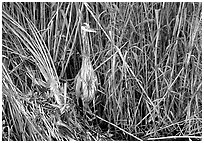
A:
<box><xmin>75</xmin><ymin>23</ymin><xmax>98</xmax><ymax>116</ymax></box>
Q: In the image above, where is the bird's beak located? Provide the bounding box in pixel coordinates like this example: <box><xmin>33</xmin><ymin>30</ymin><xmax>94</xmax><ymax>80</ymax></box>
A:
<box><xmin>83</xmin><ymin>27</ymin><xmax>96</xmax><ymax>33</ymax></box>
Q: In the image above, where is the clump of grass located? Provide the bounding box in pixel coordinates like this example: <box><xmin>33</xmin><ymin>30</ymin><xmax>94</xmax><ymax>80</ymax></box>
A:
<box><xmin>2</xmin><ymin>2</ymin><xmax>202</xmax><ymax>141</ymax></box>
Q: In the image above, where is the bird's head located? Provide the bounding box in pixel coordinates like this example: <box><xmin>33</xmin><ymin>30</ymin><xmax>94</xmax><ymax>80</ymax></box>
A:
<box><xmin>81</xmin><ymin>23</ymin><xmax>96</xmax><ymax>33</ymax></box>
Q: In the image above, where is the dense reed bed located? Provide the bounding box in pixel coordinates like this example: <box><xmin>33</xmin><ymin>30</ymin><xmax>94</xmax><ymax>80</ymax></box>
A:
<box><xmin>2</xmin><ymin>2</ymin><xmax>202</xmax><ymax>141</ymax></box>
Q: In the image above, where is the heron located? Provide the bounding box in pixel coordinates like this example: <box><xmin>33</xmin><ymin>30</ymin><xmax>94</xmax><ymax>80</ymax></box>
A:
<box><xmin>75</xmin><ymin>23</ymin><xmax>98</xmax><ymax>116</ymax></box>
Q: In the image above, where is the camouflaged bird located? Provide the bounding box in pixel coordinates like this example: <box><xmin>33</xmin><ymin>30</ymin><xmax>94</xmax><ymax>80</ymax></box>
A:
<box><xmin>75</xmin><ymin>23</ymin><xmax>98</xmax><ymax>115</ymax></box>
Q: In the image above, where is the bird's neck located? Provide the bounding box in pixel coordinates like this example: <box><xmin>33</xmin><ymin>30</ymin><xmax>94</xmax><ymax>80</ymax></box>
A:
<box><xmin>82</xmin><ymin>32</ymin><xmax>90</xmax><ymax>57</ymax></box>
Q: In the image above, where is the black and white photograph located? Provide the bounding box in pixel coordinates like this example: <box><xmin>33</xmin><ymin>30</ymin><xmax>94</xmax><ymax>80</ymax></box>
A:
<box><xmin>2</xmin><ymin>2</ymin><xmax>202</xmax><ymax>141</ymax></box>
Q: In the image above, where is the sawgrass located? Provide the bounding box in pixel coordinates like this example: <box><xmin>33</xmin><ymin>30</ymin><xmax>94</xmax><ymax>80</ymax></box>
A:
<box><xmin>2</xmin><ymin>2</ymin><xmax>202</xmax><ymax>141</ymax></box>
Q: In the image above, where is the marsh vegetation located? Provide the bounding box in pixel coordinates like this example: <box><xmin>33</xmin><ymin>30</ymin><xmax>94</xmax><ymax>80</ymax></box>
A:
<box><xmin>2</xmin><ymin>2</ymin><xmax>202</xmax><ymax>141</ymax></box>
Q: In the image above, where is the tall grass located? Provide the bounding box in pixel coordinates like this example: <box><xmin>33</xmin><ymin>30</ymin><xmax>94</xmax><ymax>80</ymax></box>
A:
<box><xmin>2</xmin><ymin>2</ymin><xmax>202</xmax><ymax>141</ymax></box>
